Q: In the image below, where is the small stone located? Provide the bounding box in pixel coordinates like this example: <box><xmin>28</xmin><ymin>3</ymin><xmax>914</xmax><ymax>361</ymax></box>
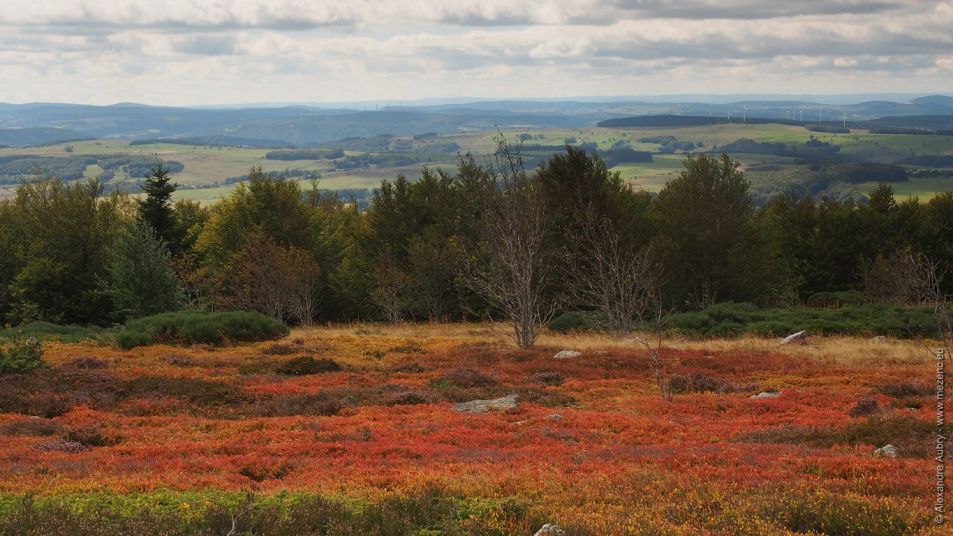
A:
<box><xmin>874</xmin><ymin>444</ymin><xmax>898</xmax><ymax>458</ymax></box>
<box><xmin>534</xmin><ymin>524</ymin><xmax>565</xmax><ymax>536</ymax></box>
<box><xmin>779</xmin><ymin>330</ymin><xmax>808</xmax><ymax>346</ymax></box>
<box><xmin>553</xmin><ymin>350</ymin><xmax>581</xmax><ymax>359</ymax></box>
<box><xmin>548</xmin><ymin>413</ymin><xmax>563</xmax><ymax>421</ymax></box>
<box><xmin>749</xmin><ymin>391</ymin><xmax>781</xmax><ymax>399</ymax></box>
<box><xmin>452</xmin><ymin>394</ymin><xmax>518</xmax><ymax>413</ymax></box>
<box><xmin>869</xmin><ymin>335</ymin><xmax>887</xmax><ymax>344</ymax></box>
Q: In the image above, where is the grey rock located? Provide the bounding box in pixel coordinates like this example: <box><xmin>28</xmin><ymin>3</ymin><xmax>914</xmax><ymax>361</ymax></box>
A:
<box><xmin>874</xmin><ymin>444</ymin><xmax>898</xmax><ymax>458</ymax></box>
<box><xmin>749</xmin><ymin>391</ymin><xmax>781</xmax><ymax>399</ymax></box>
<box><xmin>869</xmin><ymin>335</ymin><xmax>887</xmax><ymax>344</ymax></box>
<box><xmin>553</xmin><ymin>350</ymin><xmax>581</xmax><ymax>359</ymax></box>
<box><xmin>452</xmin><ymin>394</ymin><xmax>518</xmax><ymax>413</ymax></box>
<box><xmin>534</xmin><ymin>524</ymin><xmax>565</xmax><ymax>536</ymax></box>
<box><xmin>779</xmin><ymin>330</ymin><xmax>808</xmax><ymax>346</ymax></box>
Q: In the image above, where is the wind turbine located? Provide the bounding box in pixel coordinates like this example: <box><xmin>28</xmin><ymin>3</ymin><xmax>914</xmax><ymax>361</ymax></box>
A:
<box><xmin>743</xmin><ymin>105</ymin><xmax>747</xmax><ymax>124</ymax></box>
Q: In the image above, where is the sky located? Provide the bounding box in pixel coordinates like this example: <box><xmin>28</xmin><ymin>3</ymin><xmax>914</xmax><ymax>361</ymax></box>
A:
<box><xmin>0</xmin><ymin>0</ymin><xmax>951</xmax><ymax>106</ymax></box>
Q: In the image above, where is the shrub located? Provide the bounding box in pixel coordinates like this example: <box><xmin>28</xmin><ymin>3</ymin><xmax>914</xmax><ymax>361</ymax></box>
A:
<box><xmin>383</xmin><ymin>390</ymin><xmax>431</xmax><ymax>406</ymax></box>
<box><xmin>115</xmin><ymin>310</ymin><xmax>289</xmax><ymax>349</ymax></box>
<box><xmin>548</xmin><ymin>311</ymin><xmax>602</xmax><ymax>333</ymax></box>
<box><xmin>766</xmin><ymin>490</ymin><xmax>921</xmax><ymax>536</ymax></box>
<box><xmin>65</xmin><ymin>425</ymin><xmax>117</xmax><ymax>447</ymax></box>
<box><xmin>438</xmin><ymin>368</ymin><xmax>498</xmax><ymax>388</ymax></box>
<box><xmin>67</xmin><ymin>356</ymin><xmax>108</xmax><ymax>369</ymax></box>
<box><xmin>275</xmin><ymin>356</ymin><xmax>341</xmax><ymax>375</ymax></box>
<box><xmin>662</xmin><ymin>302</ymin><xmax>947</xmax><ymax>339</ymax></box>
<box><xmin>261</xmin><ymin>342</ymin><xmax>299</xmax><ymax>355</ymax></box>
<box><xmin>0</xmin><ymin>336</ymin><xmax>45</xmax><ymax>374</ymax></box>
<box><xmin>260</xmin><ymin>393</ymin><xmax>343</xmax><ymax>417</ymax></box>
<box><xmin>529</xmin><ymin>371</ymin><xmax>564</xmax><ymax>386</ymax></box>
<box><xmin>737</xmin><ymin>415</ymin><xmax>946</xmax><ymax>458</ymax></box>
<box><xmin>878</xmin><ymin>381</ymin><xmax>932</xmax><ymax>398</ymax></box>
<box><xmin>0</xmin><ymin>321</ymin><xmax>92</xmax><ymax>343</ymax></box>
<box><xmin>666</xmin><ymin>373</ymin><xmax>738</xmax><ymax>394</ymax></box>
<box><xmin>849</xmin><ymin>398</ymin><xmax>880</xmax><ymax>417</ymax></box>
<box><xmin>0</xmin><ymin>418</ymin><xmax>62</xmax><ymax>436</ymax></box>
<box><xmin>34</xmin><ymin>439</ymin><xmax>87</xmax><ymax>453</ymax></box>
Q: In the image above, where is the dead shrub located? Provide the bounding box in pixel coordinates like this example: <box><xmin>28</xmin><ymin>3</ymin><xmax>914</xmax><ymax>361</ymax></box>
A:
<box><xmin>390</xmin><ymin>362</ymin><xmax>425</xmax><ymax>374</ymax></box>
<box><xmin>164</xmin><ymin>354</ymin><xmax>196</xmax><ymax>367</ymax></box>
<box><xmin>262</xmin><ymin>342</ymin><xmax>299</xmax><ymax>355</ymax></box>
<box><xmin>737</xmin><ymin>415</ymin><xmax>946</xmax><ymax>458</ymax></box>
<box><xmin>666</xmin><ymin>373</ymin><xmax>742</xmax><ymax>394</ymax></box>
<box><xmin>0</xmin><ymin>418</ymin><xmax>62</xmax><ymax>436</ymax></box>
<box><xmin>529</xmin><ymin>372</ymin><xmax>565</xmax><ymax>386</ymax></box>
<box><xmin>849</xmin><ymin>398</ymin><xmax>880</xmax><ymax>417</ymax></box>
<box><xmin>878</xmin><ymin>381</ymin><xmax>932</xmax><ymax>398</ymax></box>
<box><xmin>239</xmin><ymin>461</ymin><xmax>294</xmax><ymax>482</ymax></box>
<box><xmin>383</xmin><ymin>390</ymin><xmax>431</xmax><ymax>406</ymax></box>
<box><xmin>262</xmin><ymin>393</ymin><xmax>343</xmax><ymax>417</ymax></box>
<box><xmin>123</xmin><ymin>376</ymin><xmax>248</xmax><ymax>406</ymax></box>
<box><xmin>34</xmin><ymin>439</ymin><xmax>87</xmax><ymax>453</ymax></box>
<box><xmin>389</xmin><ymin>342</ymin><xmax>427</xmax><ymax>354</ymax></box>
<box><xmin>67</xmin><ymin>356</ymin><xmax>108</xmax><ymax>369</ymax></box>
<box><xmin>276</xmin><ymin>356</ymin><xmax>341</xmax><ymax>375</ymax></box>
<box><xmin>65</xmin><ymin>425</ymin><xmax>118</xmax><ymax>447</ymax></box>
<box><xmin>438</xmin><ymin>368</ymin><xmax>498</xmax><ymax>388</ymax></box>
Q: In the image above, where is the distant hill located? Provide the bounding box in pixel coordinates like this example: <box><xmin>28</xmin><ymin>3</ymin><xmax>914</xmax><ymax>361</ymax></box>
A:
<box><xmin>856</xmin><ymin>114</ymin><xmax>953</xmax><ymax>133</ymax></box>
<box><xmin>0</xmin><ymin>127</ymin><xmax>91</xmax><ymax>147</ymax></box>
<box><xmin>0</xmin><ymin>95</ymin><xmax>951</xmax><ymax>147</ymax></box>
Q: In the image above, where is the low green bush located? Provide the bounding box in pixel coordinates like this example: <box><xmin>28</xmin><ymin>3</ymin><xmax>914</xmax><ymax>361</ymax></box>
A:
<box><xmin>548</xmin><ymin>311</ymin><xmax>603</xmax><ymax>333</ymax></box>
<box><xmin>0</xmin><ymin>321</ymin><xmax>93</xmax><ymax>343</ymax></box>
<box><xmin>0</xmin><ymin>336</ymin><xmax>45</xmax><ymax>374</ymax></box>
<box><xmin>661</xmin><ymin>302</ymin><xmax>946</xmax><ymax>339</ymax></box>
<box><xmin>115</xmin><ymin>311</ymin><xmax>289</xmax><ymax>349</ymax></box>
<box><xmin>0</xmin><ymin>488</ymin><xmax>546</xmax><ymax>536</ymax></box>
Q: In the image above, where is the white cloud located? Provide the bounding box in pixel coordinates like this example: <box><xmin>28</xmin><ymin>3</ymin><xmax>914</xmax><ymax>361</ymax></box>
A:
<box><xmin>0</xmin><ymin>0</ymin><xmax>948</xmax><ymax>104</ymax></box>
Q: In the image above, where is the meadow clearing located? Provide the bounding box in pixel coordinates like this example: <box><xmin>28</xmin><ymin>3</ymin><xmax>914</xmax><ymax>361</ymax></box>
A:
<box><xmin>3</xmin><ymin>124</ymin><xmax>951</xmax><ymax>204</ymax></box>
<box><xmin>0</xmin><ymin>323</ymin><xmax>946</xmax><ymax>535</ymax></box>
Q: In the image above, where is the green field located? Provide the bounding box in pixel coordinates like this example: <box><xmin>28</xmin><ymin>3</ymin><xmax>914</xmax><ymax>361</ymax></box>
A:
<box><xmin>2</xmin><ymin>123</ymin><xmax>952</xmax><ymax>204</ymax></box>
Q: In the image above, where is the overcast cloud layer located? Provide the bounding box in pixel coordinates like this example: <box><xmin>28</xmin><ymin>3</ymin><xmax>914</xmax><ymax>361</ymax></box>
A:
<box><xmin>0</xmin><ymin>0</ymin><xmax>951</xmax><ymax>105</ymax></box>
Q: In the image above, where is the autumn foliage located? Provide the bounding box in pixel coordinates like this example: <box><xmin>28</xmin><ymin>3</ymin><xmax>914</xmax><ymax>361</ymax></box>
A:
<box><xmin>0</xmin><ymin>324</ymin><xmax>945</xmax><ymax>534</ymax></box>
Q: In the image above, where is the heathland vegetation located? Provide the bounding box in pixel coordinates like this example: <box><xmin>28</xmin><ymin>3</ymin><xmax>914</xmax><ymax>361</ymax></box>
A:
<box><xmin>1</xmin><ymin>134</ymin><xmax>951</xmax><ymax>535</ymax></box>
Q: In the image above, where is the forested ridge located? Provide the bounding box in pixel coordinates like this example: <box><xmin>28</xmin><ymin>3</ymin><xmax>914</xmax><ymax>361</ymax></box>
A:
<box><xmin>2</xmin><ymin>139</ymin><xmax>951</xmax><ymax>342</ymax></box>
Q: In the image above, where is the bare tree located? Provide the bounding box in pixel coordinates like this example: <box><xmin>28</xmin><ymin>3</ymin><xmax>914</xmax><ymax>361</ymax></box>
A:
<box><xmin>369</xmin><ymin>257</ymin><xmax>410</xmax><ymax>324</ymax></box>
<box><xmin>232</xmin><ymin>239</ymin><xmax>321</xmax><ymax>324</ymax></box>
<box><xmin>566</xmin><ymin>206</ymin><xmax>661</xmax><ymax>334</ymax></box>
<box><xmin>898</xmin><ymin>251</ymin><xmax>952</xmax><ymax>346</ymax></box>
<box><xmin>461</xmin><ymin>135</ymin><xmax>560</xmax><ymax>347</ymax></box>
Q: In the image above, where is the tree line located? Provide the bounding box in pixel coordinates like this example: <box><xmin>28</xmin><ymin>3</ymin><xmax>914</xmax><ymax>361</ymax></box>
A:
<box><xmin>1</xmin><ymin>138</ymin><xmax>951</xmax><ymax>346</ymax></box>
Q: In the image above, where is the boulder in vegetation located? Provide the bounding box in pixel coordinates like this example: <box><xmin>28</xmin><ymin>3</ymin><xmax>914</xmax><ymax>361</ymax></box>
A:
<box><xmin>534</xmin><ymin>524</ymin><xmax>566</xmax><ymax>536</ymax></box>
<box><xmin>750</xmin><ymin>391</ymin><xmax>781</xmax><ymax>399</ymax></box>
<box><xmin>553</xmin><ymin>350</ymin><xmax>581</xmax><ymax>359</ymax></box>
<box><xmin>874</xmin><ymin>444</ymin><xmax>898</xmax><ymax>458</ymax></box>
<box><xmin>869</xmin><ymin>335</ymin><xmax>887</xmax><ymax>344</ymax></box>
<box><xmin>452</xmin><ymin>394</ymin><xmax>518</xmax><ymax>413</ymax></box>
